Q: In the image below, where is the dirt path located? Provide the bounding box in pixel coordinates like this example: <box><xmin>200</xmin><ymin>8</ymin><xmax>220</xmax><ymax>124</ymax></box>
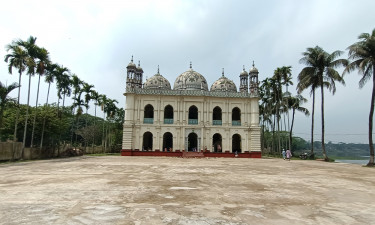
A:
<box><xmin>0</xmin><ymin>156</ymin><xmax>374</xmax><ymax>224</ymax></box>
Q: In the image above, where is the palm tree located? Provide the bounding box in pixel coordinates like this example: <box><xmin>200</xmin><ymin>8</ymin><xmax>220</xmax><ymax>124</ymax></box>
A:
<box><xmin>298</xmin><ymin>46</ymin><xmax>347</xmax><ymax>161</ymax></box>
<box><xmin>40</xmin><ymin>63</ymin><xmax>58</xmax><ymax>149</ymax></box>
<box><xmin>16</xmin><ymin>36</ymin><xmax>38</xmax><ymax>156</ymax></box>
<box><xmin>31</xmin><ymin>47</ymin><xmax>50</xmax><ymax>147</ymax></box>
<box><xmin>344</xmin><ymin>28</ymin><xmax>375</xmax><ymax>166</ymax></box>
<box><xmin>286</xmin><ymin>94</ymin><xmax>310</xmax><ymax>152</ymax></box>
<box><xmin>4</xmin><ymin>44</ymin><xmax>28</xmax><ymax>142</ymax></box>
<box><xmin>0</xmin><ymin>82</ymin><xmax>19</xmax><ymax>139</ymax></box>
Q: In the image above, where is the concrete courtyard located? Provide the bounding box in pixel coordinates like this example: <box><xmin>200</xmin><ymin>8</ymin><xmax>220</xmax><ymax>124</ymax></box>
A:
<box><xmin>0</xmin><ymin>156</ymin><xmax>374</xmax><ymax>224</ymax></box>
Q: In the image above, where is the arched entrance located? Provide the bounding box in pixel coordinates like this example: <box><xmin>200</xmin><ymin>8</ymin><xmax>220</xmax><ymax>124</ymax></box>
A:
<box><xmin>188</xmin><ymin>132</ymin><xmax>198</xmax><ymax>151</ymax></box>
<box><xmin>143</xmin><ymin>132</ymin><xmax>153</xmax><ymax>151</ymax></box>
<box><xmin>163</xmin><ymin>132</ymin><xmax>173</xmax><ymax>151</ymax></box>
<box><xmin>212</xmin><ymin>133</ymin><xmax>222</xmax><ymax>152</ymax></box>
<box><xmin>232</xmin><ymin>134</ymin><xmax>241</xmax><ymax>153</ymax></box>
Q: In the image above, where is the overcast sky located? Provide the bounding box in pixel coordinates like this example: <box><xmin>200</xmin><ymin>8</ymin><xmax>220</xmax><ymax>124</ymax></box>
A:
<box><xmin>1</xmin><ymin>0</ymin><xmax>374</xmax><ymax>144</ymax></box>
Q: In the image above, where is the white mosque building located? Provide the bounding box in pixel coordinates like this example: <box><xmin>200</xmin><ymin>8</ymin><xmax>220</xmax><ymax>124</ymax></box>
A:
<box><xmin>121</xmin><ymin>57</ymin><xmax>261</xmax><ymax>158</ymax></box>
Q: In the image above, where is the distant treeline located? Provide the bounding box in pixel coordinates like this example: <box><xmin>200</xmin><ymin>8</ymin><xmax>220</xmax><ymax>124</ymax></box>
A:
<box><xmin>293</xmin><ymin>138</ymin><xmax>369</xmax><ymax>158</ymax></box>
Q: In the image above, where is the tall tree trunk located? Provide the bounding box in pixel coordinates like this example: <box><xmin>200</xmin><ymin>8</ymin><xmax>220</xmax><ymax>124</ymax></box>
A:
<box><xmin>21</xmin><ymin>74</ymin><xmax>32</xmax><ymax>159</ymax></box>
<box><xmin>92</xmin><ymin>103</ymin><xmax>97</xmax><ymax>151</ymax></box>
<box><xmin>321</xmin><ymin>85</ymin><xmax>328</xmax><ymax>161</ymax></box>
<box><xmin>311</xmin><ymin>90</ymin><xmax>315</xmax><ymax>155</ymax></box>
<box><xmin>13</xmin><ymin>71</ymin><xmax>22</xmax><ymax>142</ymax></box>
<box><xmin>367</xmin><ymin>67</ymin><xmax>375</xmax><ymax>166</ymax></box>
<box><xmin>289</xmin><ymin>109</ymin><xmax>296</xmax><ymax>153</ymax></box>
<box><xmin>287</xmin><ymin>108</ymin><xmax>291</xmax><ymax>151</ymax></box>
<box><xmin>40</xmin><ymin>82</ymin><xmax>51</xmax><ymax>150</ymax></box>
<box><xmin>12</xmin><ymin>71</ymin><xmax>22</xmax><ymax>161</ymax></box>
<box><xmin>31</xmin><ymin>74</ymin><xmax>41</xmax><ymax>147</ymax></box>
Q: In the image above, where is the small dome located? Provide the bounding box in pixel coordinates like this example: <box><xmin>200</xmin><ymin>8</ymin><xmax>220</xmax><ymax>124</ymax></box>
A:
<box><xmin>136</xmin><ymin>61</ymin><xmax>143</xmax><ymax>72</ymax></box>
<box><xmin>210</xmin><ymin>69</ymin><xmax>237</xmax><ymax>92</ymax></box>
<box><xmin>249</xmin><ymin>61</ymin><xmax>258</xmax><ymax>73</ymax></box>
<box><xmin>240</xmin><ymin>66</ymin><xmax>248</xmax><ymax>76</ymax></box>
<box><xmin>127</xmin><ymin>56</ymin><xmax>136</xmax><ymax>69</ymax></box>
<box><xmin>174</xmin><ymin>63</ymin><xmax>208</xmax><ymax>91</ymax></box>
<box><xmin>144</xmin><ymin>67</ymin><xmax>171</xmax><ymax>90</ymax></box>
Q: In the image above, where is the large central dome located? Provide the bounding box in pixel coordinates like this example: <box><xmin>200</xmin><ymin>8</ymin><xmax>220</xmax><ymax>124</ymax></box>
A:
<box><xmin>173</xmin><ymin>63</ymin><xmax>208</xmax><ymax>91</ymax></box>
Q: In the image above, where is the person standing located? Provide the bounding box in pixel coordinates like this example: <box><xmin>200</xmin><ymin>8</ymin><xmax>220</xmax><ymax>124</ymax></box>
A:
<box><xmin>282</xmin><ymin>149</ymin><xmax>286</xmax><ymax>160</ymax></box>
<box><xmin>286</xmin><ymin>149</ymin><xmax>292</xmax><ymax>161</ymax></box>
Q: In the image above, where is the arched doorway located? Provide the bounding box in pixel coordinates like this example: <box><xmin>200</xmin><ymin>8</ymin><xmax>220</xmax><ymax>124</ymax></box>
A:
<box><xmin>232</xmin><ymin>134</ymin><xmax>241</xmax><ymax>153</ymax></box>
<box><xmin>163</xmin><ymin>132</ymin><xmax>173</xmax><ymax>151</ymax></box>
<box><xmin>212</xmin><ymin>106</ymin><xmax>222</xmax><ymax>125</ymax></box>
<box><xmin>188</xmin><ymin>132</ymin><xmax>198</xmax><ymax>151</ymax></box>
<box><xmin>232</xmin><ymin>107</ymin><xmax>241</xmax><ymax>126</ymax></box>
<box><xmin>164</xmin><ymin>105</ymin><xmax>174</xmax><ymax>124</ymax></box>
<box><xmin>144</xmin><ymin>104</ymin><xmax>154</xmax><ymax>124</ymax></box>
<box><xmin>212</xmin><ymin>133</ymin><xmax>222</xmax><ymax>152</ymax></box>
<box><xmin>143</xmin><ymin>132</ymin><xmax>153</xmax><ymax>151</ymax></box>
<box><xmin>188</xmin><ymin>105</ymin><xmax>198</xmax><ymax>124</ymax></box>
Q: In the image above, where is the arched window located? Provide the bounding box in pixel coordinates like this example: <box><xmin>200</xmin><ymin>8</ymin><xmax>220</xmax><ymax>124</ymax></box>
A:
<box><xmin>163</xmin><ymin>132</ymin><xmax>173</xmax><ymax>151</ymax></box>
<box><xmin>143</xmin><ymin>132</ymin><xmax>153</xmax><ymax>151</ymax></box>
<box><xmin>212</xmin><ymin>106</ymin><xmax>222</xmax><ymax>125</ymax></box>
<box><xmin>232</xmin><ymin>107</ymin><xmax>241</xmax><ymax>126</ymax></box>
<box><xmin>144</xmin><ymin>104</ymin><xmax>154</xmax><ymax>124</ymax></box>
<box><xmin>232</xmin><ymin>134</ymin><xmax>241</xmax><ymax>153</ymax></box>
<box><xmin>164</xmin><ymin>105</ymin><xmax>174</xmax><ymax>124</ymax></box>
<box><xmin>212</xmin><ymin>133</ymin><xmax>222</xmax><ymax>152</ymax></box>
<box><xmin>188</xmin><ymin>105</ymin><xmax>198</xmax><ymax>124</ymax></box>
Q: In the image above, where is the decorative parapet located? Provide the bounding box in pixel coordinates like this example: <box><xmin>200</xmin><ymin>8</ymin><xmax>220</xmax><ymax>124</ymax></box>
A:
<box><xmin>125</xmin><ymin>87</ymin><xmax>259</xmax><ymax>98</ymax></box>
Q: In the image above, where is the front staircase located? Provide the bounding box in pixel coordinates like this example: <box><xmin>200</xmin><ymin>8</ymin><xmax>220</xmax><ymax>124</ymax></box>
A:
<box><xmin>182</xmin><ymin>151</ymin><xmax>204</xmax><ymax>158</ymax></box>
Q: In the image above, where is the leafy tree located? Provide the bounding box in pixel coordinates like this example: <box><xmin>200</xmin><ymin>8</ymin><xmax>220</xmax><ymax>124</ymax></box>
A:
<box><xmin>0</xmin><ymin>82</ymin><xmax>19</xmax><ymax>139</ymax></box>
<box><xmin>344</xmin><ymin>28</ymin><xmax>375</xmax><ymax>166</ymax></box>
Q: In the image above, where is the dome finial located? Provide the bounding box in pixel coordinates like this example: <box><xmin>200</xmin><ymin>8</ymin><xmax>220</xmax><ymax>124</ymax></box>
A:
<box><xmin>222</xmin><ymin>68</ymin><xmax>225</xmax><ymax>77</ymax></box>
<box><xmin>157</xmin><ymin>65</ymin><xmax>160</xmax><ymax>74</ymax></box>
<box><xmin>138</xmin><ymin>60</ymin><xmax>141</xmax><ymax>67</ymax></box>
<box><xmin>252</xmin><ymin>60</ymin><xmax>255</xmax><ymax>67</ymax></box>
<box><xmin>243</xmin><ymin>65</ymin><xmax>245</xmax><ymax>71</ymax></box>
<box><xmin>190</xmin><ymin>61</ymin><xmax>192</xmax><ymax>69</ymax></box>
<box><xmin>131</xmin><ymin>55</ymin><xmax>134</xmax><ymax>63</ymax></box>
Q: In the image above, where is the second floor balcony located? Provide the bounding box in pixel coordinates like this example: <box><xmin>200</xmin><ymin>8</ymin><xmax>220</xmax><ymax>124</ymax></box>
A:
<box><xmin>188</xmin><ymin>119</ymin><xmax>198</xmax><ymax>125</ymax></box>
<box><xmin>164</xmin><ymin>118</ymin><xmax>174</xmax><ymax>124</ymax></box>
<box><xmin>213</xmin><ymin>120</ymin><xmax>222</xmax><ymax>126</ymax></box>
<box><xmin>143</xmin><ymin>118</ymin><xmax>154</xmax><ymax>124</ymax></box>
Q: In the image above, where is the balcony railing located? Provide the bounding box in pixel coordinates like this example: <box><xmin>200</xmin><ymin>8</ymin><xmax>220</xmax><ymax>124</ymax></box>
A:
<box><xmin>143</xmin><ymin>118</ymin><xmax>154</xmax><ymax>124</ymax></box>
<box><xmin>232</xmin><ymin>120</ymin><xmax>241</xmax><ymax>126</ymax></box>
<box><xmin>164</xmin><ymin>118</ymin><xmax>174</xmax><ymax>124</ymax></box>
<box><xmin>212</xmin><ymin>120</ymin><xmax>222</xmax><ymax>125</ymax></box>
<box><xmin>188</xmin><ymin>119</ymin><xmax>198</xmax><ymax>125</ymax></box>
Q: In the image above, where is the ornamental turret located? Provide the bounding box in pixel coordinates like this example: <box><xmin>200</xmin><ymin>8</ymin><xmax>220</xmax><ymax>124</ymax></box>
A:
<box><xmin>135</xmin><ymin>61</ymin><xmax>143</xmax><ymax>89</ymax></box>
<box><xmin>239</xmin><ymin>65</ymin><xmax>249</xmax><ymax>93</ymax></box>
<box><xmin>249</xmin><ymin>61</ymin><xmax>259</xmax><ymax>94</ymax></box>
<box><xmin>126</xmin><ymin>56</ymin><xmax>137</xmax><ymax>91</ymax></box>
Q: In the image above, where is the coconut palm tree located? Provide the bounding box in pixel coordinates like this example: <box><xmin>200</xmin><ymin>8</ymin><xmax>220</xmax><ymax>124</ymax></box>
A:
<box><xmin>286</xmin><ymin>94</ymin><xmax>310</xmax><ymax>152</ymax></box>
<box><xmin>16</xmin><ymin>36</ymin><xmax>38</xmax><ymax>155</ymax></box>
<box><xmin>0</xmin><ymin>82</ymin><xmax>19</xmax><ymax>139</ymax></box>
<box><xmin>40</xmin><ymin>63</ymin><xmax>58</xmax><ymax>149</ymax></box>
<box><xmin>4</xmin><ymin>44</ymin><xmax>28</xmax><ymax>142</ymax></box>
<box><xmin>30</xmin><ymin>47</ymin><xmax>50</xmax><ymax>147</ymax></box>
<box><xmin>344</xmin><ymin>28</ymin><xmax>375</xmax><ymax>166</ymax></box>
<box><xmin>298</xmin><ymin>46</ymin><xmax>347</xmax><ymax>161</ymax></box>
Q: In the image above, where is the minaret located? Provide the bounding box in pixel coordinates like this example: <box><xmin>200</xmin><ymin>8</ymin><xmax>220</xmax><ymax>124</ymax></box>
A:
<box><xmin>126</xmin><ymin>56</ymin><xmax>137</xmax><ymax>91</ymax></box>
<box><xmin>135</xmin><ymin>60</ymin><xmax>144</xmax><ymax>88</ymax></box>
<box><xmin>239</xmin><ymin>65</ymin><xmax>249</xmax><ymax>93</ymax></box>
<box><xmin>249</xmin><ymin>61</ymin><xmax>259</xmax><ymax>93</ymax></box>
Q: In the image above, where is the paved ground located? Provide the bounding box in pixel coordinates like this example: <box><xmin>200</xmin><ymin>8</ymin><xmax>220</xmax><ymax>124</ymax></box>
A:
<box><xmin>0</xmin><ymin>156</ymin><xmax>374</xmax><ymax>225</ymax></box>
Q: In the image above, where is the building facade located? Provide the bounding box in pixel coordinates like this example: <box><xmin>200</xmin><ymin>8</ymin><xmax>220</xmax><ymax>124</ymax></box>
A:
<box><xmin>122</xmin><ymin>57</ymin><xmax>261</xmax><ymax>157</ymax></box>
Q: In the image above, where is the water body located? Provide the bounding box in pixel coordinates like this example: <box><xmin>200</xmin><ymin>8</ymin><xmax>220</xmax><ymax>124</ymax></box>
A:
<box><xmin>335</xmin><ymin>157</ymin><xmax>370</xmax><ymax>165</ymax></box>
